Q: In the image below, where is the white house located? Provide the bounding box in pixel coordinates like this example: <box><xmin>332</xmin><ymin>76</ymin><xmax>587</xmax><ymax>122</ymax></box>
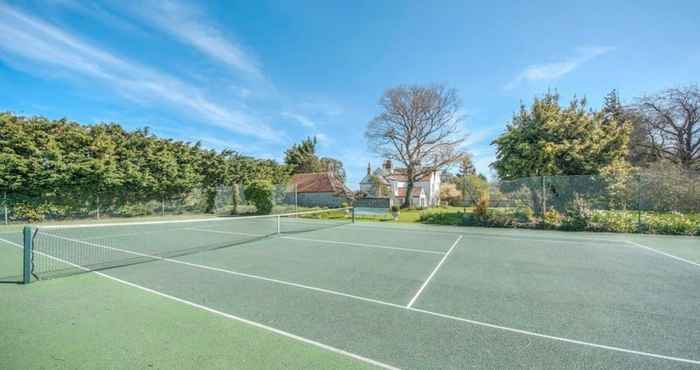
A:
<box><xmin>359</xmin><ymin>160</ymin><xmax>441</xmax><ymax>208</ymax></box>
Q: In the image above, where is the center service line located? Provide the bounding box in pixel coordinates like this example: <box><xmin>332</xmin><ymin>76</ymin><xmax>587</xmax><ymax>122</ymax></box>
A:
<box><xmin>406</xmin><ymin>235</ymin><xmax>462</xmax><ymax>308</ymax></box>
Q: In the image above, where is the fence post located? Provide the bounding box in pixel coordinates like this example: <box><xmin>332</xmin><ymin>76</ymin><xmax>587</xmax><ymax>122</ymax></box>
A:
<box><xmin>96</xmin><ymin>194</ymin><xmax>100</xmax><ymax>220</ymax></box>
<box><xmin>3</xmin><ymin>191</ymin><xmax>7</xmax><ymax>225</ymax></box>
<box><xmin>541</xmin><ymin>176</ymin><xmax>547</xmax><ymax>216</ymax></box>
<box><xmin>294</xmin><ymin>184</ymin><xmax>298</xmax><ymax>212</ymax></box>
<box><xmin>161</xmin><ymin>196</ymin><xmax>165</xmax><ymax>217</ymax></box>
<box><xmin>637</xmin><ymin>174</ymin><xmax>642</xmax><ymax>229</ymax></box>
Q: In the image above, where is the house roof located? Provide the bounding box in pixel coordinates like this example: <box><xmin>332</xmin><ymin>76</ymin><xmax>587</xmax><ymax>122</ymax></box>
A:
<box><xmin>392</xmin><ymin>168</ymin><xmax>434</xmax><ymax>181</ymax></box>
<box><xmin>359</xmin><ymin>173</ymin><xmax>390</xmax><ymax>185</ymax></box>
<box><xmin>396</xmin><ymin>187</ymin><xmax>424</xmax><ymax>197</ymax></box>
<box><xmin>289</xmin><ymin>172</ymin><xmax>352</xmax><ymax>195</ymax></box>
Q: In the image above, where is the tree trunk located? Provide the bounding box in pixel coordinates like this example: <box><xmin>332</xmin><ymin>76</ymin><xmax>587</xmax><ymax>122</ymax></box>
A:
<box><xmin>403</xmin><ymin>180</ymin><xmax>414</xmax><ymax>208</ymax></box>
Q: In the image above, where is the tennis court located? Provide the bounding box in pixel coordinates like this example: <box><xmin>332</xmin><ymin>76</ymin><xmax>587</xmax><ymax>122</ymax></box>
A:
<box><xmin>1</xmin><ymin>209</ymin><xmax>699</xmax><ymax>369</ymax></box>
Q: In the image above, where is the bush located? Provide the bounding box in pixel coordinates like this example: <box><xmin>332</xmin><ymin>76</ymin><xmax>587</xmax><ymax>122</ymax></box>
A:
<box><xmin>114</xmin><ymin>203</ymin><xmax>154</xmax><ymax>217</ymax></box>
<box><xmin>419</xmin><ymin>211</ymin><xmax>464</xmax><ymax>226</ymax></box>
<box><xmin>483</xmin><ymin>209</ymin><xmax>515</xmax><ymax>227</ymax></box>
<box><xmin>639</xmin><ymin>212</ymin><xmax>699</xmax><ymax>235</ymax></box>
<box><xmin>589</xmin><ymin>211</ymin><xmax>637</xmax><ymax>233</ymax></box>
<box><xmin>473</xmin><ymin>195</ymin><xmax>489</xmax><ymax>218</ymax></box>
<box><xmin>243</xmin><ymin>180</ymin><xmax>274</xmax><ymax>214</ymax></box>
<box><xmin>561</xmin><ymin>194</ymin><xmax>593</xmax><ymax>231</ymax></box>
<box><xmin>513</xmin><ymin>207</ymin><xmax>535</xmax><ymax>223</ymax></box>
<box><xmin>543</xmin><ymin>209</ymin><xmax>563</xmax><ymax>229</ymax></box>
<box><xmin>12</xmin><ymin>203</ymin><xmax>49</xmax><ymax>222</ymax></box>
<box><xmin>390</xmin><ymin>205</ymin><xmax>400</xmax><ymax>213</ymax></box>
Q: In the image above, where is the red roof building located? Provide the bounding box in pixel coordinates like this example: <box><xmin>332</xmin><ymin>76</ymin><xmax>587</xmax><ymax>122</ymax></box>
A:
<box><xmin>288</xmin><ymin>172</ymin><xmax>353</xmax><ymax>207</ymax></box>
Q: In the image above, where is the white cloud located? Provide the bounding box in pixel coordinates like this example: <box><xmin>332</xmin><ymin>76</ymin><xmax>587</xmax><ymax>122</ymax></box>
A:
<box><xmin>314</xmin><ymin>133</ymin><xmax>333</xmax><ymax>146</ymax></box>
<box><xmin>505</xmin><ymin>46</ymin><xmax>613</xmax><ymax>90</ymax></box>
<box><xmin>0</xmin><ymin>3</ymin><xmax>281</xmax><ymax>142</ymax></box>
<box><xmin>282</xmin><ymin>112</ymin><xmax>316</xmax><ymax>128</ymax></box>
<box><xmin>462</xmin><ymin>126</ymin><xmax>498</xmax><ymax>149</ymax></box>
<box><xmin>125</xmin><ymin>1</ymin><xmax>262</xmax><ymax>80</ymax></box>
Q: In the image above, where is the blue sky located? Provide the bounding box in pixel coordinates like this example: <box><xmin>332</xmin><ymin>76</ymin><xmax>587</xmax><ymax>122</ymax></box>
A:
<box><xmin>1</xmin><ymin>1</ymin><xmax>699</xmax><ymax>188</ymax></box>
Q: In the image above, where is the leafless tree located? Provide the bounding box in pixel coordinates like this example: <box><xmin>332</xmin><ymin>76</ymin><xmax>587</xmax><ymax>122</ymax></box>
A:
<box><xmin>366</xmin><ymin>84</ymin><xmax>467</xmax><ymax>207</ymax></box>
<box><xmin>636</xmin><ymin>85</ymin><xmax>700</xmax><ymax>171</ymax></box>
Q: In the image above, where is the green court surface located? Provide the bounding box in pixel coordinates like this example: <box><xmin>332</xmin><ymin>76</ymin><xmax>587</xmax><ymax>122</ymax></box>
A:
<box><xmin>1</xmin><ymin>218</ymin><xmax>699</xmax><ymax>369</ymax></box>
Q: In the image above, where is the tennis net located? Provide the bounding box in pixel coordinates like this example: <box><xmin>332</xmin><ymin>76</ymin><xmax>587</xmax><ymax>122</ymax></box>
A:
<box><xmin>23</xmin><ymin>207</ymin><xmax>354</xmax><ymax>282</ymax></box>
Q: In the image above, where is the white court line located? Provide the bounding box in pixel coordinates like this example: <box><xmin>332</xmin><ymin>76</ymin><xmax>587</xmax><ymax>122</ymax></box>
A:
<box><xmin>186</xmin><ymin>227</ymin><xmax>265</xmax><ymax>238</ymax></box>
<box><xmin>625</xmin><ymin>240</ymin><xmax>700</xmax><ymax>269</ymax></box>
<box><xmin>3</xmin><ymin>238</ymin><xmax>397</xmax><ymax>370</ymax></box>
<box><xmin>349</xmin><ymin>223</ymin><xmax>629</xmax><ymax>245</ymax></box>
<box><xmin>27</xmin><ymin>234</ymin><xmax>700</xmax><ymax>366</ymax></box>
<box><xmin>189</xmin><ymin>227</ymin><xmax>445</xmax><ymax>255</ymax></box>
<box><xmin>282</xmin><ymin>236</ymin><xmax>445</xmax><ymax>255</ymax></box>
<box><xmin>406</xmin><ymin>235</ymin><xmax>462</xmax><ymax>308</ymax></box>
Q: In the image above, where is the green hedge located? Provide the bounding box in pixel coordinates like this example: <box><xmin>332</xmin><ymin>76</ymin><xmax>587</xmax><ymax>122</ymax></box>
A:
<box><xmin>419</xmin><ymin>208</ymin><xmax>700</xmax><ymax>236</ymax></box>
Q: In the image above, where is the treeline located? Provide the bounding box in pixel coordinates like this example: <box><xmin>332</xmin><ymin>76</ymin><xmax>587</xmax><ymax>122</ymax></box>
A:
<box><xmin>0</xmin><ymin>112</ymin><xmax>289</xmax><ymax>219</ymax></box>
<box><xmin>492</xmin><ymin>86</ymin><xmax>700</xmax><ymax>180</ymax></box>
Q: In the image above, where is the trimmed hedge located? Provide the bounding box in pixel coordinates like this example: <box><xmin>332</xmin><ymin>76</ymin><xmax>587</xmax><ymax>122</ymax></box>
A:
<box><xmin>419</xmin><ymin>208</ymin><xmax>700</xmax><ymax>236</ymax></box>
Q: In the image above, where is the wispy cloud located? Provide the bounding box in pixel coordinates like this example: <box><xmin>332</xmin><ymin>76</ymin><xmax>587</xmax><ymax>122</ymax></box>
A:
<box><xmin>314</xmin><ymin>133</ymin><xmax>333</xmax><ymax>146</ymax></box>
<box><xmin>0</xmin><ymin>3</ymin><xmax>281</xmax><ymax>142</ymax></box>
<box><xmin>462</xmin><ymin>126</ymin><xmax>498</xmax><ymax>149</ymax></box>
<box><xmin>282</xmin><ymin>112</ymin><xmax>316</xmax><ymax>128</ymax></box>
<box><xmin>505</xmin><ymin>46</ymin><xmax>613</xmax><ymax>90</ymax></box>
<box><xmin>125</xmin><ymin>1</ymin><xmax>262</xmax><ymax>80</ymax></box>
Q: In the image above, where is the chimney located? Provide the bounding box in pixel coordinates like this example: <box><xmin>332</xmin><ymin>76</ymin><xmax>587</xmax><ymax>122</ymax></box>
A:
<box><xmin>383</xmin><ymin>160</ymin><xmax>392</xmax><ymax>172</ymax></box>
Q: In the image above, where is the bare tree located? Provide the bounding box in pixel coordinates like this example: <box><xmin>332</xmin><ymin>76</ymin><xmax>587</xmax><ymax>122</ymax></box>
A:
<box><xmin>366</xmin><ymin>84</ymin><xmax>467</xmax><ymax>207</ymax></box>
<box><xmin>636</xmin><ymin>85</ymin><xmax>700</xmax><ymax>171</ymax></box>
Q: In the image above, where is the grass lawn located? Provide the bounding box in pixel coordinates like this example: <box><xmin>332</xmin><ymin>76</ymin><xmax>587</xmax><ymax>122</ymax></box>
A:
<box><xmin>355</xmin><ymin>206</ymin><xmax>469</xmax><ymax>223</ymax></box>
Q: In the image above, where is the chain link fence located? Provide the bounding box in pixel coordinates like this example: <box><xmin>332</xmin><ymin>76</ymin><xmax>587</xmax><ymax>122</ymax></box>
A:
<box><xmin>1</xmin><ymin>184</ymin><xmax>301</xmax><ymax>224</ymax></box>
<box><xmin>489</xmin><ymin>170</ymin><xmax>699</xmax><ymax>219</ymax></box>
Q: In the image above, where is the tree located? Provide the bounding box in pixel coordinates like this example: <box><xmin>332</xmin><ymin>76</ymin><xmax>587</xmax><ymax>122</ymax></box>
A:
<box><xmin>636</xmin><ymin>85</ymin><xmax>700</xmax><ymax>171</ymax></box>
<box><xmin>491</xmin><ymin>92</ymin><xmax>631</xmax><ymax>179</ymax></box>
<box><xmin>457</xmin><ymin>175</ymin><xmax>489</xmax><ymax>207</ymax></box>
<box><xmin>366</xmin><ymin>84</ymin><xmax>467</xmax><ymax>207</ymax></box>
<box><xmin>440</xmin><ymin>170</ymin><xmax>457</xmax><ymax>184</ymax></box>
<box><xmin>458</xmin><ymin>155</ymin><xmax>476</xmax><ymax>177</ymax></box>
<box><xmin>320</xmin><ymin>157</ymin><xmax>346</xmax><ymax>182</ymax></box>
<box><xmin>244</xmin><ymin>179</ymin><xmax>274</xmax><ymax>214</ymax></box>
<box><xmin>368</xmin><ymin>175</ymin><xmax>389</xmax><ymax>197</ymax></box>
<box><xmin>439</xmin><ymin>183</ymin><xmax>461</xmax><ymax>206</ymax></box>
<box><xmin>284</xmin><ymin>137</ymin><xmax>322</xmax><ymax>174</ymax></box>
<box><xmin>601</xmin><ymin>90</ymin><xmax>656</xmax><ymax>166</ymax></box>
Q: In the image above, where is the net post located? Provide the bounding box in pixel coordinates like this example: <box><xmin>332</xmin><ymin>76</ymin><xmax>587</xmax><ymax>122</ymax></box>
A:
<box><xmin>22</xmin><ymin>226</ymin><xmax>32</xmax><ymax>284</ymax></box>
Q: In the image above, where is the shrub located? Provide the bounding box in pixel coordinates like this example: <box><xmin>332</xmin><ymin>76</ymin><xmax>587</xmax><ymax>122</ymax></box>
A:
<box><xmin>12</xmin><ymin>203</ymin><xmax>49</xmax><ymax>222</ymax></box>
<box><xmin>640</xmin><ymin>212</ymin><xmax>699</xmax><ymax>235</ymax></box>
<box><xmin>243</xmin><ymin>180</ymin><xmax>274</xmax><ymax>214</ymax></box>
<box><xmin>483</xmin><ymin>209</ymin><xmax>515</xmax><ymax>227</ymax></box>
<box><xmin>390</xmin><ymin>205</ymin><xmax>400</xmax><ymax>213</ymax></box>
<box><xmin>419</xmin><ymin>211</ymin><xmax>464</xmax><ymax>226</ymax></box>
<box><xmin>543</xmin><ymin>209</ymin><xmax>563</xmax><ymax>228</ymax></box>
<box><xmin>590</xmin><ymin>211</ymin><xmax>637</xmax><ymax>233</ymax></box>
<box><xmin>513</xmin><ymin>207</ymin><xmax>535</xmax><ymax>223</ymax></box>
<box><xmin>561</xmin><ymin>194</ymin><xmax>593</xmax><ymax>231</ymax></box>
<box><xmin>114</xmin><ymin>203</ymin><xmax>154</xmax><ymax>218</ymax></box>
<box><xmin>473</xmin><ymin>195</ymin><xmax>490</xmax><ymax>219</ymax></box>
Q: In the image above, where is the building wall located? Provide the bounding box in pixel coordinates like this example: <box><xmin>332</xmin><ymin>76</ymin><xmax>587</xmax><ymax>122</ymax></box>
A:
<box><xmin>289</xmin><ymin>192</ymin><xmax>350</xmax><ymax>208</ymax></box>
